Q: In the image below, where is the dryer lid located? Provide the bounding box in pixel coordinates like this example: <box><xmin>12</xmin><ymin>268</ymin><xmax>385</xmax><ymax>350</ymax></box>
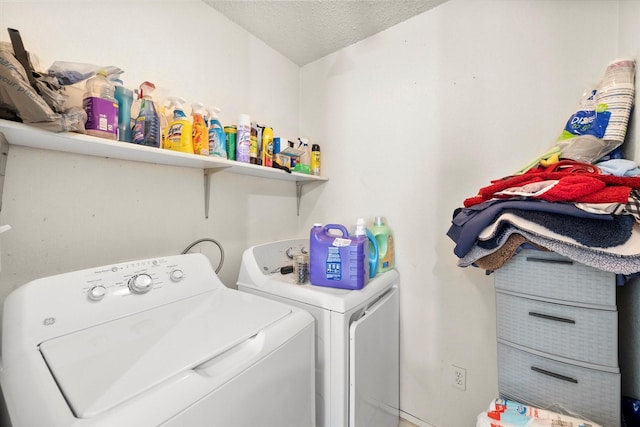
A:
<box><xmin>39</xmin><ymin>289</ymin><xmax>290</xmax><ymax>419</ymax></box>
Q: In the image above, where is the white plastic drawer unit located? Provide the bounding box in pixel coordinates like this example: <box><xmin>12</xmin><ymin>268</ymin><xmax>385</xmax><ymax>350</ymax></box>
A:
<box><xmin>496</xmin><ymin>292</ymin><xmax>618</xmax><ymax>368</ymax></box>
<box><xmin>494</xmin><ymin>249</ymin><xmax>620</xmax><ymax>427</ymax></box>
<box><xmin>494</xmin><ymin>250</ymin><xmax>616</xmax><ymax>308</ymax></box>
<box><xmin>498</xmin><ymin>343</ymin><xmax>620</xmax><ymax>427</ymax></box>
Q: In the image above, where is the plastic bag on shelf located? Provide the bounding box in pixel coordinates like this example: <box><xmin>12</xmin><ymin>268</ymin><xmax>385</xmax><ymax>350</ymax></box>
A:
<box><xmin>0</xmin><ymin>35</ymin><xmax>85</xmax><ymax>132</ymax></box>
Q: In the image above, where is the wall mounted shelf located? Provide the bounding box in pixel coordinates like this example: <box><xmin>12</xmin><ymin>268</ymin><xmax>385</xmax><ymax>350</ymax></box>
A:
<box><xmin>0</xmin><ymin>119</ymin><xmax>327</xmax><ymax>217</ymax></box>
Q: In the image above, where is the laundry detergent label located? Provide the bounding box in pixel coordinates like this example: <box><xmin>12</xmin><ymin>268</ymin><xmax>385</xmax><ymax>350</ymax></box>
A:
<box><xmin>83</xmin><ymin>97</ymin><xmax>118</xmax><ymax>135</ymax></box>
<box><xmin>332</xmin><ymin>237</ymin><xmax>352</xmax><ymax>247</ymax></box>
<box><xmin>325</xmin><ymin>247</ymin><xmax>342</xmax><ymax>280</ymax></box>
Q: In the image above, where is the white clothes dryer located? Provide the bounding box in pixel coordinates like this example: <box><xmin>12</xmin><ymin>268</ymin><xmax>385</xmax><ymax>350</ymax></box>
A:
<box><xmin>0</xmin><ymin>253</ymin><xmax>315</xmax><ymax>427</ymax></box>
<box><xmin>237</xmin><ymin>238</ymin><xmax>400</xmax><ymax>427</ymax></box>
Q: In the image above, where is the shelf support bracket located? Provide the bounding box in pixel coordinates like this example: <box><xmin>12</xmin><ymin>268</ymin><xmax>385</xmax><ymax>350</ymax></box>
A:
<box><xmin>0</xmin><ymin>133</ymin><xmax>8</xmax><ymax>213</ymax></box>
<box><xmin>296</xmin><ymin>180</ymin><xmax>324</xmax><ymax>216</ymax></box>
<box><xmin>204</xmin><ymin>168</ymin><xmax>226</xmax><ymax>219</ymax></box>
<box><xmin>296</xmin><ymin>182</ymin><xmax>303</xmax><ymax>216</ymax></box>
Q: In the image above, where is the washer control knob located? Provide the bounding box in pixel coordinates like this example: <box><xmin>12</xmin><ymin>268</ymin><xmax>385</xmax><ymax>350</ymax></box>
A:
<box><xmin>169</xmin><ymin>269</ymin><xmax>184</xmax><ymax>282</ymax></box>
<box><xmin>88</xmin><ymin>285</ymin><xmax>107</xmax><ymax>301</ymax></box>
<box><xmin>128</xmin><ymin>274</ymin><xmax>153</xmax><ymax>294</ymax></box>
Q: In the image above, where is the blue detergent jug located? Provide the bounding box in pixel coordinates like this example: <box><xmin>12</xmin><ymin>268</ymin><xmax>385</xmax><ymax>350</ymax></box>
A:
<box><xmin>309</xmin><ymin>223</ymin><xmax>378</xmax><ymax>290</ymax></box>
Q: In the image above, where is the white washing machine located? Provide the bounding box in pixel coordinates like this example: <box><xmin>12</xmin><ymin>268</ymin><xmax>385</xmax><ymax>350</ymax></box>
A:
<box><xmin>237</xmin><ymin>238</ymin><xmax>399</xmax><ymax>427</ymax></box>
<box><xmin>0</xmin><ymin>253</ymin><xmax>315</xmax><ymax>427</ymax></box>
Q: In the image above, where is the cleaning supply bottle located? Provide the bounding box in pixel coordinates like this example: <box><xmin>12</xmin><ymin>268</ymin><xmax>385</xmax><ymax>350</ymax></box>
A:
<box><xmin>311</xmin><ymin>143</ymin><xmax>321</xmax><ymax>176</ymax></box>
<box><xmin>132</xmin><ymin>81</ymin><xmax>161</xmax><ymax>147</ymax></box>
<box><xmin>191</xmin><ymin>102</ymin><xmax>209</xmax><ymax>156</ymax></box>
<box><xmin>295</xmin><ymin>137</ymin><xmax>310</xmax><ymax>174</ymax></box>
<box><xmin>163</xmin><ymin>97</ymin><xmax>193</xmax><ymax>154</ymax></box>
<box><xmin>83</xmin><ymin>70</ymin><xmax>118</xmax><ymax>140</ymax></box>
<box><xmin>309</xmin><ymin>223</ymin><xmax>371</xmax><ymax>290</ymax></box>
<box><xmin>250</xmin><ymin>124</ymin><xmax>260</xmax><ymax>164</ymax></box>
<box><xmin>237</xmin><ymin>113</ymin><xmax>251</xmax><ymax>163</ymax></box>
<box><xmin>354</xmin><ymin>218</ymin><xmax>379</xmax><ymax>279</ymax></box>
<box><xmin>156</xmin><ymin>101</ymin><xmax>170</xmax><ymax>148</ymax></box>
<box><xmin>224</xmin><ymin>125</ymin><xmax>237</xmax><ymax>160</ymax></box>
<box><xmin>113</xmin><ymin>79</ymin><xmax>133</xmax><ymax>142</ymax></box>
<box><xmin>371</xmin><ymin>216</ymin><xmax>395</xmax><ymax>273</ymax></box>
<box><xmin>206</xmin><ymin>107</ymin><xmax>227</xmax><ymax>158</ymax></box>
<box><xmin>261</xmin><ymin>126</ymin><xmax>273</xmax><ymax>167</ymax></box>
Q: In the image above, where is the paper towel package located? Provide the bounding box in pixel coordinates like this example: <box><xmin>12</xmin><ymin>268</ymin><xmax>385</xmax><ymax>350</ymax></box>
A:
<box><xmin>476</xmin><ymin>399</ymin><xmax>602</xmax><ymax>427</ymax></box>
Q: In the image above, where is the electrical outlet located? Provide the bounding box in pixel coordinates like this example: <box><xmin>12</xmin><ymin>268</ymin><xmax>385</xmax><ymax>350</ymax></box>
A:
<box><xmin>452</xmin><ymin>365</ymin><xmax>466</xmax><ymax>391</ymax></box>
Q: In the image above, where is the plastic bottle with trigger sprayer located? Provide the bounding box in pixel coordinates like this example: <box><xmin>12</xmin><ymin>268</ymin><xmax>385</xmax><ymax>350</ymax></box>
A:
<box><xmin>207</xmin><ymin>107</ymin><xmax>227</xmax><ymax>158</ymax></box>
<box><xmin>191</xmin><ymin>102</ymin><xmax>209</xmax><ymax>155</ymax></box>
<box><xmin>163</xmin><ymin>97</ymin><xmax>193</xmax><ymax>154</ymax></box>
<box><xmin>132</xmin><ymin>81</ymin><xmax>161</xmax><ymax>147</ymax></box>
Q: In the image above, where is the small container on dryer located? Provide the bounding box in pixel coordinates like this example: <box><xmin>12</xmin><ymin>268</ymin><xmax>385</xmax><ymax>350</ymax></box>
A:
<box><xmin>294</xmin><ymin>254</ymin><xmax>309</xmax><ymax>284</ymax></box>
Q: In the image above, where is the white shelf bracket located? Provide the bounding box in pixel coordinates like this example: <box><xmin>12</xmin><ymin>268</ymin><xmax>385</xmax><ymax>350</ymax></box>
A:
<box><xmin>0</xmin><ymin>133</ymin><xmax>8</xmax><ymax>213</ymax></box>
<box><xmin>204</xmin><ymin>168</ymin><xmax>226</xmax><ymax>219</ymax></box>
<box><xmin>296</xmin><ymin>180</ymin><xmax>323</xmax><ymax>216</ymax></box>
<box><xmin>296</xmin><ymin>182</ymin><xmax>303</xmax><ymax>216</ymax></box>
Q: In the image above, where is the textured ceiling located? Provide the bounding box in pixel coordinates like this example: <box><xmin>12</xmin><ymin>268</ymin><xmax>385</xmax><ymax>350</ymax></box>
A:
<box><xmin>203</xmin><ymin>0</ymin><xmax>448</xmax><ymax>66</ymax></box>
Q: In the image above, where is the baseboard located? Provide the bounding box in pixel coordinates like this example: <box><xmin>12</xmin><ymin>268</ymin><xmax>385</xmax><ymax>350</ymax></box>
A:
<box><xmin>400</xmin><ymin>410</ymin><xmax>437</xmax><ymax>427</ymax></box>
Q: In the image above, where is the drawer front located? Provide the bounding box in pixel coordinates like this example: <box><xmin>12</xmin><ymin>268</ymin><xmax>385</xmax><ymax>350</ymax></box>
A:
<box><xmin>494</xmin><ymin>250</ymin><xmax>615</xmax><ymax>307</ymax></box>
<box><xmin>496</xmin><ymin>292</ymin><xmax>618</xmax><ymax>368</ymax></box>
<box><xmin>498</xmin><ymin>342</ymin><xmax>620</xmax><ymax>427</ymax></box>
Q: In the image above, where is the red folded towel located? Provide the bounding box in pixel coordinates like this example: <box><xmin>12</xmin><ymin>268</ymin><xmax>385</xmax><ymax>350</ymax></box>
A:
<box><xmin>534</xmin><ymin>175</ymin><xmax>605</xmax><ymax>202</ymax></box>
<box><xmin>464</xmin><ymin>171</ymin><xmax>640</xmax><ymax>207</ymax></box>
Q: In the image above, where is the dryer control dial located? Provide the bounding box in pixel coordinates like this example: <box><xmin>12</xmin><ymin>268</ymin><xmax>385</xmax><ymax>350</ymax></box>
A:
<box><xmin>88</xmin><ymin>285</ymin><xmax>107</xmax><ymax>301</ymax></box>
<box><xmin>169</xmin><ymin>269</ymin><xmax>184</xmax><ymax>282</ymax></box>
<box><xmin>128</xmin><ymin>273</ymin><xmax>153</xmax><ymax>294</ymax></box>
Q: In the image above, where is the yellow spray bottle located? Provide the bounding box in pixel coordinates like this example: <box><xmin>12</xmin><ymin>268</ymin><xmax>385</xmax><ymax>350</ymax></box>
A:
<box><xmin>163</xmin><ymin>97</ymin><xmax>193</xmax><ymax>154</ymax></box>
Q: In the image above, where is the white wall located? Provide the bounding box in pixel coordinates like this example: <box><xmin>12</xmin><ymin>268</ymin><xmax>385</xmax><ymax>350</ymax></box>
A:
<box><xmin>299</xmin><ymin>1</ymin><xmax>619</xmax><ymax>425</ymax></box>
<box><xmin>0</xmin><ymin>1</ymin><xmax>631</xmax><ymax>426</ymax></box>
<box><xmin>0</xmin><ymin>0</ymin><xmax>303</xmax><ymax>295</ymax></box>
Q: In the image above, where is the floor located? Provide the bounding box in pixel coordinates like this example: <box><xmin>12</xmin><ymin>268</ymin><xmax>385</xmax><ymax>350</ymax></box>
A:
<box><xmin>399</xmin><ymin>418</ymin><xmax>419</xmax><ymax>427</ymax></box>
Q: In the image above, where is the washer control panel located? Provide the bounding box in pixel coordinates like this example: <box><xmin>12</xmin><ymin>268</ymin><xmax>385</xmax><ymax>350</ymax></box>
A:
<box><xmin>7</xmin><ymin>253</ymin><xmax>221</xmax><ymax>346</ymax></box>
<box><xmin>76</xmin><ymin>255</ymin><xmax>214</xmax><ymax>304</ymax></box>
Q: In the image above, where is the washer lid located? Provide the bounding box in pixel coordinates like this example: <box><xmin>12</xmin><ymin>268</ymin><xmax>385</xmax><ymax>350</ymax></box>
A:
<box><xmin>39</xmin><ymin>289</ymin><xmax>290</xmax><ymax>419</ymax></box>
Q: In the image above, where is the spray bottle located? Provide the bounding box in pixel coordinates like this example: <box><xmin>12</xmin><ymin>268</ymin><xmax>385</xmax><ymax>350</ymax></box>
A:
<box><xmin>191</xmin><ymin>102</ymin><xmax>209</xmax><ymax>155</ymax></box>
<box><xmin>163</xmin><ymin>97</ymin><xmax>193</xmax><ymax>154</ymax></box>
<box><xmin>294</xmin><ymin>137</ymin><xmax>311</xmax><ymax>174</ymax></box>
<box><xmin>132</xmin><ymin>81</ymin><xmax>161</xmax><ymax>147</ymax></box>
<box><xmin>206</xmin><ymin>107</ymin><xmax>227</xmax><ymax>158</ymax></box>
